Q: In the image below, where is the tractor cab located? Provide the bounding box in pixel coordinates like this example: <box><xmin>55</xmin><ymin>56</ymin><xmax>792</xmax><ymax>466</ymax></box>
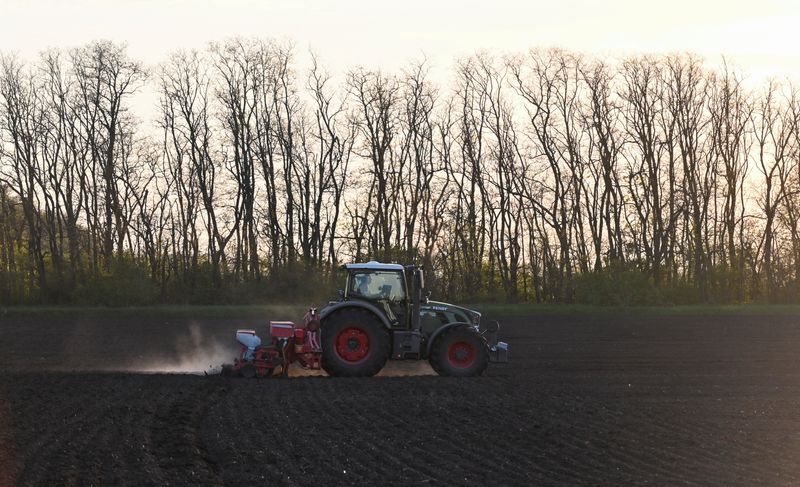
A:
<box><xmin>341</xmin><ymin>262</ymin><xmax>428</xmax><ymax>330</ymax></box>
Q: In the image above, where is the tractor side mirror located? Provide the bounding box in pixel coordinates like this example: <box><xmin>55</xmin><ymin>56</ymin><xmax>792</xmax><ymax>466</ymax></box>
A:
<box><xmin>338</xmin><ymin>289</ymin><xmax>345</xmax><ymax>299</ymax></box>
<box><xmin>423</xmin><ymin>290</ymin><xmax>431</xmax><ymax>304</ymax></box>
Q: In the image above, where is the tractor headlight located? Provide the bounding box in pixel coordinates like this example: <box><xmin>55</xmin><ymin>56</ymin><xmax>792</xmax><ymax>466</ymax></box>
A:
<box><xmin>469</xmin><ymin>310</ymin><xmax>482</xmax><ymax>327</ymax></box>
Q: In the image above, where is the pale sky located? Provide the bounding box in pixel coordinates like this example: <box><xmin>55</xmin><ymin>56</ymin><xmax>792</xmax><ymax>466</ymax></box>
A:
<box><xmin>2</xmin><ymin>0</ymin><xmax>799</xmax><ymax>117</ymax></box>
<box><xmin>2</xmin><ymin>0</ymin><xmax>799</xmax><ymax>74</ymax></box>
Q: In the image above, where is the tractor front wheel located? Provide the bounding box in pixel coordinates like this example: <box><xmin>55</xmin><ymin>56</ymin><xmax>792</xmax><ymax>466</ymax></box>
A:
<box><xmin>321</xmin><ymin>309</ymin><xmax>390</xmax><ymax>377</ymax></box>
<box><xmin>429</xmin><ymin>327</ymin><xmax>489</xmax><ymax>377</ymax></box>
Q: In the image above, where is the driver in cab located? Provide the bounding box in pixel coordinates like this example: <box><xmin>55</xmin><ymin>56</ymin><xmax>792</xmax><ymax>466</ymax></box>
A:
<box><xmin>355</xmin><ymin>273</ymin><xmax>375</xmax><ymax>296</ymax></box>
<box><xmin>352</xmin><ymin>272</ymin><xmax>398</xmax><ymax>324</ymax></box>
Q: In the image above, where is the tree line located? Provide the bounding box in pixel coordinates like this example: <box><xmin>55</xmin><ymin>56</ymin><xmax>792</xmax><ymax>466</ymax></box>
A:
<box><xmin>1</xmin><ymin>39</ymin><xmax>799</xmax><ymax>305</ymax></box>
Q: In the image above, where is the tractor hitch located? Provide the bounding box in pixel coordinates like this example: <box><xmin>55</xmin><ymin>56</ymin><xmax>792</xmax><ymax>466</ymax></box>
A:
<box><xmin>482</xmin><ymin>320</ymin><xmax>509</xmax><ymax>363</ymax></box>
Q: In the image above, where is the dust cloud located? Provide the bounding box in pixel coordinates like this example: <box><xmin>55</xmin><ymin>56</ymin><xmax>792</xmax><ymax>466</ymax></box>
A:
<box><xmin>131</xmin><ymin>323</ymin><xmax>236</xmax><ymax>375</ymax></box>
<box><xmin>116</xmin><ymin>323</ymin><xmax>435</xmax><ymax>377</ymax></box>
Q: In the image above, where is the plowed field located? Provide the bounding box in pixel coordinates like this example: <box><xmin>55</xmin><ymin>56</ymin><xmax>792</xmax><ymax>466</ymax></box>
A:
<box><xmin>1</xmin><ymin>311</ymin><xmax>800</xmax><ymax>486</ymax></box>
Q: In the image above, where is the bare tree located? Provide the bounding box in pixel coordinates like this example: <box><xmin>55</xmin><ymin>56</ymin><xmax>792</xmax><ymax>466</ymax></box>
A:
<box><xmin>307</xmin><ymin>54</ymin><xmax>353</xmax><ymax>268</ymax></box>
<box><xmin>753</xmin><ymin>81</ymin><xmax>797</xmax><ymax>301</ymax></box>
<box><xmin>509</xmin><ymin>49</ymin><xmax>584</xmax><ymax>301</ymax></box>
<box><xmin>347</xmin><ymin>67</ymin><xmax>399</xmax><ymax>259</ymax></box>
<box><xmin>619</xmin><ymin>56</ymin><xmax>680</xmax><ymax>286</ymax></box>
<box><xmin>707</xmin><ymin>63</ymin><xmax>753</xmax><ymax>300</ymax></box>
<box><xmin>0</xmin><ymin>56</ymin><xmax>48</xmax><ymax>298</ymax></box>
<box><xmin>71</xmin><ymin>40</ymin><xmax>145</xmax><ymax>269</ymax></box>
<box><xmin>211</xmin><ymin>38</ymin><xmax>260</xmax><ymax>281</ymax></box>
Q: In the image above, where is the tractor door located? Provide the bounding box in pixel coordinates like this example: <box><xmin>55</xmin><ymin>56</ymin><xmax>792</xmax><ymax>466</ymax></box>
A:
<box><xmin>385</xmin><ymin>270</ymin><xmax>409</xmax><ymax>328</ymax></box>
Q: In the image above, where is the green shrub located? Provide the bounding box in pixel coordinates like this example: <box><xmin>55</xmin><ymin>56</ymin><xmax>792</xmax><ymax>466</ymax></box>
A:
<box><xmin>574</xmin><ymin>261</ymin><xmax>660</xmax><ymax>306</ymax></box>
<box><xmin>71</xmin><ymin>257</ymin><xmax>157</xmax><ymax>306</ymax></box>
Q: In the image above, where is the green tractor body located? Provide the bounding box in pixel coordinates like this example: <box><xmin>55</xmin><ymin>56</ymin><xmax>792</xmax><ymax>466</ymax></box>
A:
<box><xmin>317</xmin><ymin>262</ymin><xmax>509</xmax><ymax>377</ymax></box>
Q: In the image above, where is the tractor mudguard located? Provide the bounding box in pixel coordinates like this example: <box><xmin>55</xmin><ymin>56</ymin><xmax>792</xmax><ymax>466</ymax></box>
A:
<box><xmin>425</xmin><ymin>322</ymin><xmax>481</xmax><ymax>357</ymax></box>
<box><xmin>318</xmin><ymin>300</ymin><xmax>393</xmax><ymax>328</ymax></box>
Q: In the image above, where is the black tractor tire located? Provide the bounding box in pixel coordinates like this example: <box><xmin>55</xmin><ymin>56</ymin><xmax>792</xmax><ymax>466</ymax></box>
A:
<box><xmin>321</xmin><ymin>308</ymin><xmax>390</xmax><ymax>377</ymax></box>
<box><xmin>429</xmin><ymin>326</ymin><xmax>489</xmax><ymax>377</ymax></box>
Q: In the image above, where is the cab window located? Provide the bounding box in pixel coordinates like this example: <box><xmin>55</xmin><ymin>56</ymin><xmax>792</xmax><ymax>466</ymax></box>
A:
<box><xmin>348</xmin><ymin>271</ymin><xmax>406</xmax><ymax>301</ymax></box>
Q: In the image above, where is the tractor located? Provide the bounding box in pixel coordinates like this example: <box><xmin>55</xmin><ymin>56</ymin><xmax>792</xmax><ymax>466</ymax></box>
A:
<box><xmin>228</xmin><ymin>262</ymin><xmax>509</xmax><ymax>377</ymax></box>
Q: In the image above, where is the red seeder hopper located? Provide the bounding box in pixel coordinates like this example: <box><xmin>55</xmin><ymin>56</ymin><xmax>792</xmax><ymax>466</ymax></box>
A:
<box><xmin>227</xmin><ymin>309</ymin><xmax>322</xmax><ymax>378</ymax></box>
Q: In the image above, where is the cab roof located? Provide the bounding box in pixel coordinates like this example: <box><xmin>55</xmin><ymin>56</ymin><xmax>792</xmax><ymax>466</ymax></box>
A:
<box><xmin>343</xmin><ymin>261</ymin><xmax>405</xmax><ymax>271</ymax></box>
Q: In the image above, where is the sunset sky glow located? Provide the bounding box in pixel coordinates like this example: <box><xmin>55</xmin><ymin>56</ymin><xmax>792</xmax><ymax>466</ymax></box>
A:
<box><xmin>1</xmin><ymin>0</ymin><xmax>798</xmax><ymax>82</ymax></box>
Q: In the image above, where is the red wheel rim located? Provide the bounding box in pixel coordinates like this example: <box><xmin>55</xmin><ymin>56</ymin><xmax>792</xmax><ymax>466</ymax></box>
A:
<box><xmin>335</xmin><ymin>326</ymin><xmax>371</xmax><ymax>363</ymax></box>
<box><xmin>447</xmin><ymin>341</ymin><xmax>476</xmax><ymax>368</ymax></box>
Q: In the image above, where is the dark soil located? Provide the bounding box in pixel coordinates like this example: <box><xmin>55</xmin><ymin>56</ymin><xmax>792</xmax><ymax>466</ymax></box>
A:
<box><xmin>1</xmin><ymin>312</ymin><xmax>800</xmax><ymax>486</ymax></box>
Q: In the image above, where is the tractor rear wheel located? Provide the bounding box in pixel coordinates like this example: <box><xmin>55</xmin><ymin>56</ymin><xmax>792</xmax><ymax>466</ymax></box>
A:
<box><xmin>322</xmin><ymin>309</ymin><xmax>390</xmax><ymax>377</ymax></box>
<box><xmin>429</xmin><ymin>327</ymin><xmax>489</xmax><ymax>377</ymax></box>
